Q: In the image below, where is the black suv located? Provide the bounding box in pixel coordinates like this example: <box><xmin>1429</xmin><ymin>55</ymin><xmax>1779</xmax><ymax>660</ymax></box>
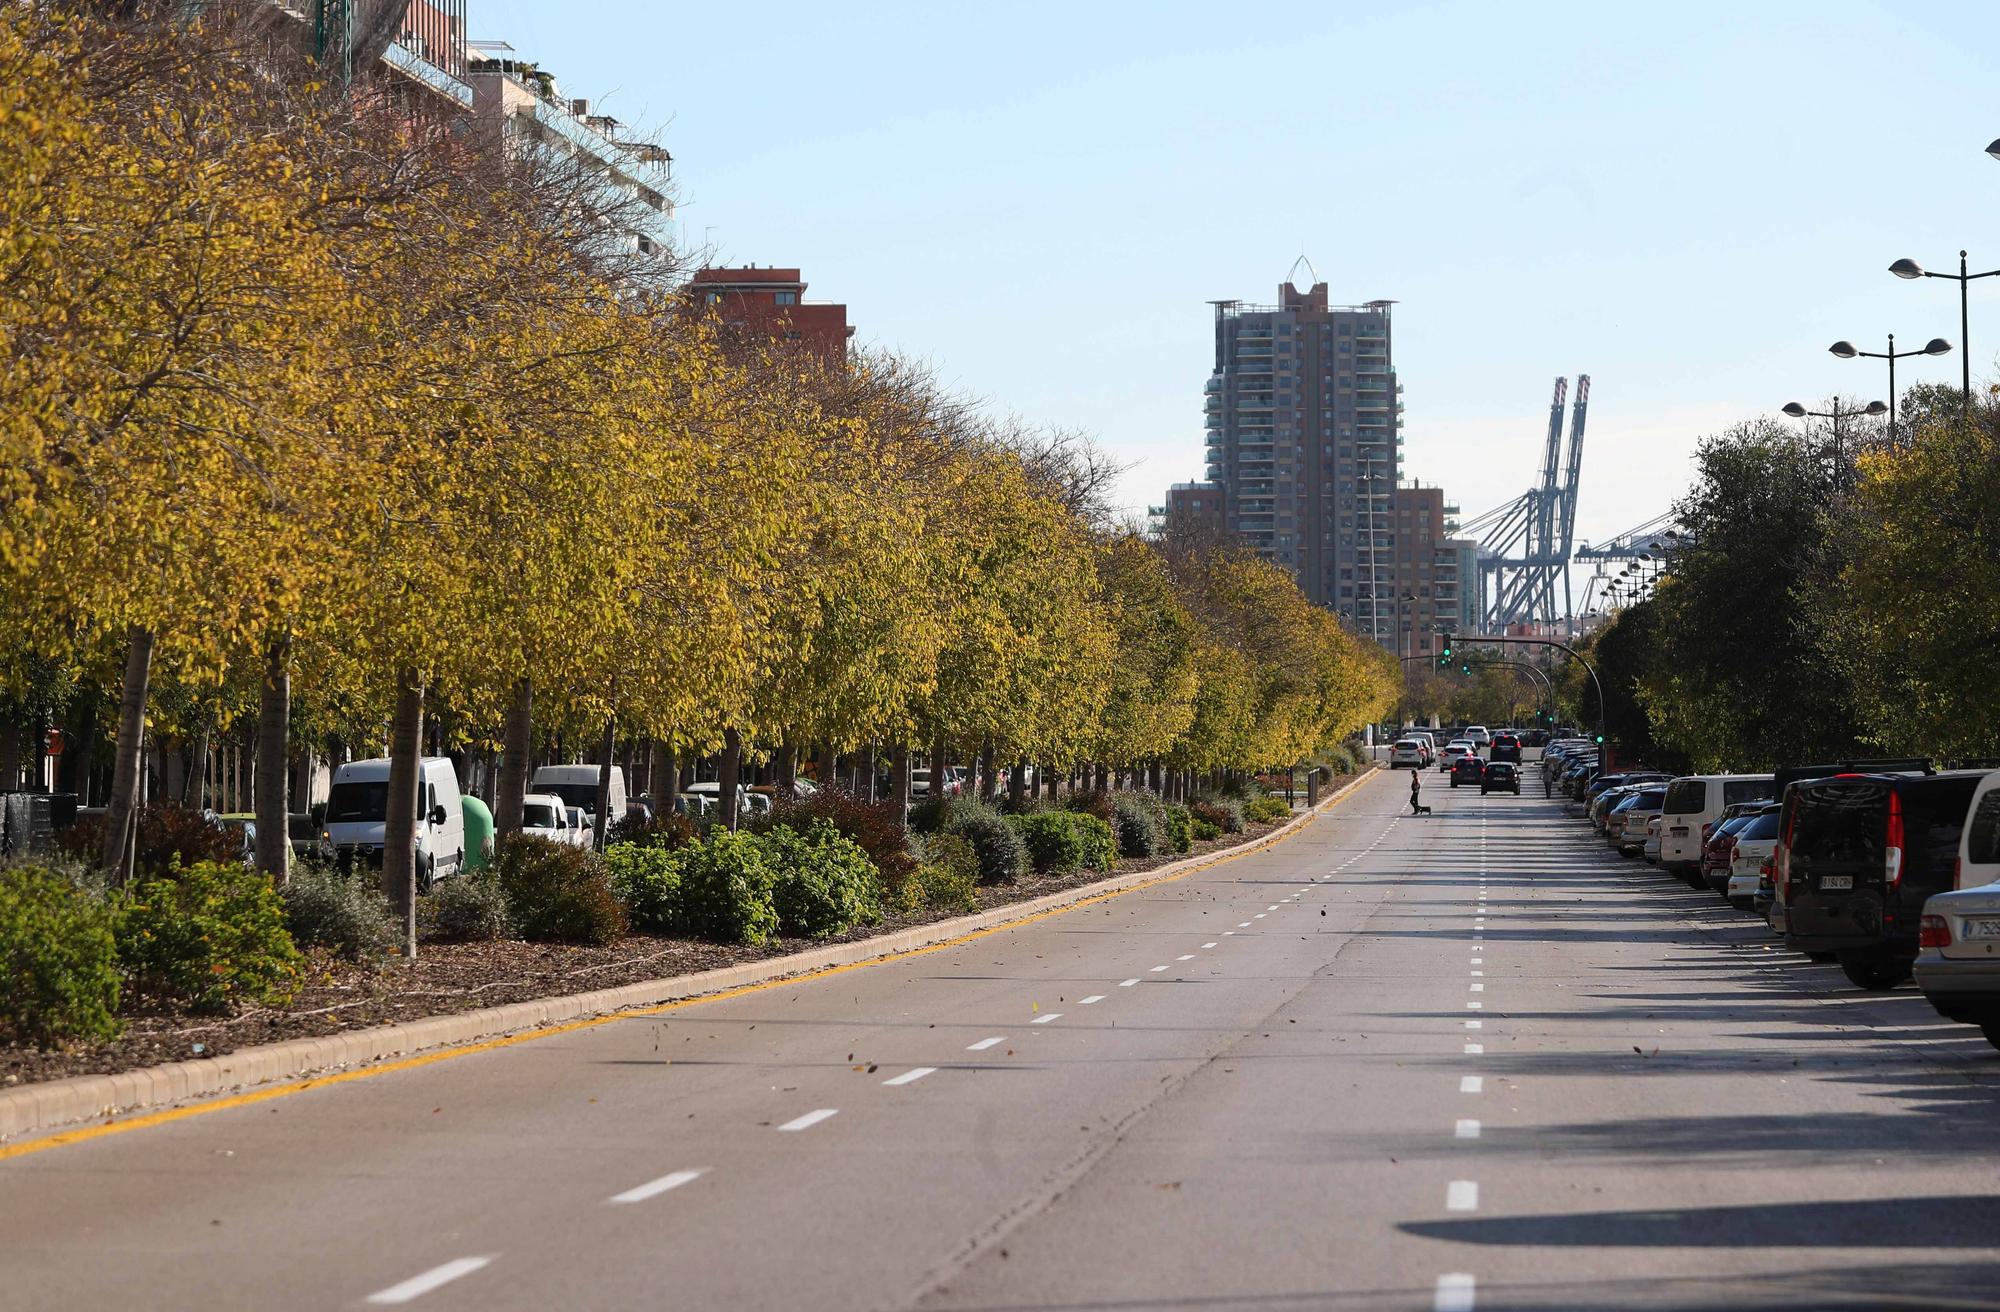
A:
<box><xmin>1782</xmin><ymin>770</ymin><xmax>1983</xmax><ymax>990</ymax></box>
<box><xmin>1450</xmin><ymin>755</ymin><xmax>1485</xmax><ymax>789</ymax></box>
<box><xmin>1489</xmin><ymin>733</ymin><xmax>1522</xmax><ymax>765</ymax></box>
<box><xmin>1481</xmin><ymin>761</ymin><xmax>1521</xmax><ymax>795</ymax></box>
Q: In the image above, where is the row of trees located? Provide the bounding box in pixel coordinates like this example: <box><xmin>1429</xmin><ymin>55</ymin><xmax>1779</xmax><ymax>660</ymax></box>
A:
<box><xmin>0</xmin><ymin>5</ymin><xmax>1399</xmax><ymax>942</ymax></box>
<box><xmin>1567</xmin><ymin>382</ymin><xmax>2000</xmax><ymax>770</ymax></box>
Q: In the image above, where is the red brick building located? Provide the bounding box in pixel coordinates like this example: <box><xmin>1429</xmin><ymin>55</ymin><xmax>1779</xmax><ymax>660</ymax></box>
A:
<box><xmin>687</xmin><ymin>266</ymin><xmax>852</xmax><ymax>363</ymax></box>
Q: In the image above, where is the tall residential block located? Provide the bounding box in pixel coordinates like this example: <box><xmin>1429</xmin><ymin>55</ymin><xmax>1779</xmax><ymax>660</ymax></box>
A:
<box><xmin>687</xmin><ymin>267</ymin><xmax>853</xmax><ymax>364</ymax></box>
<box><xmin>1196</xmin><ymin>264</ymin><xmax>1405</xmax><ymax>642</ymax></box>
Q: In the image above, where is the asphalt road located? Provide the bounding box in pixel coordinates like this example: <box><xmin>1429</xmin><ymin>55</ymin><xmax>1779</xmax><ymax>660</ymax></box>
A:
<box><xmin>6</xmin><ymin>766</ymin><xmax>2000</xmax><ymax>1311</ymax></box>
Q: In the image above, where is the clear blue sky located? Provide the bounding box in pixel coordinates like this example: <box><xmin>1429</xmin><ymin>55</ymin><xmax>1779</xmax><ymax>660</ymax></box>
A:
<box><xmin>472</xmin><ymin>0</ymin><xmax>2000</xmax><ymax>553</ymax></box>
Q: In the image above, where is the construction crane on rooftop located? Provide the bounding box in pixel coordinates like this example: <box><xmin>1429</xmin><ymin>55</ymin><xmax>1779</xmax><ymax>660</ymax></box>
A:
<box><xmin>1458</xmin><ymin>376</ymin><xmax>1591</xmax><ymax>629</ymax></box>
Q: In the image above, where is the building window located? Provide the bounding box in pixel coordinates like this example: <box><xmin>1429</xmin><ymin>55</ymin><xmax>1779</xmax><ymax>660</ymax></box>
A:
<box><xmin>773</xmin><ymin>291</ymin><xmax>799</xmax><ymax>305</ymax></box>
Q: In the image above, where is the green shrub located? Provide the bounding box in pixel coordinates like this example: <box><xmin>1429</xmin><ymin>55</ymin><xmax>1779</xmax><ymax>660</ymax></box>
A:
<box><xmin>762</xmin><ymin>791</ymin><xmax>918</xmax><ymax>898</ymax></box>
<box><xmin>671</xmin><ymin>829</ymin><xmax>780</xmax><ymax>945</ymax></box>
<box><xmin>1010</xmin><ymin>811</ymin><xmax>1087</xmax><ymax>875</ymax></box>
<box><xmin>603</xmin><ymin>842</ymin><xmax>682</xmax><ymax>934</ymax></box>
<box><xmin>282</xmin><ymin>865</ymin><xmax>398</xmax><ymax>962</ymax></box>
<box><xmin>764</xmin><ymin>820</ymin><xmax>883</xmax><ymax>939</ymax></box>
<box><xmin>1162</xmin><ymin>804</ymin><xmax>1193</xmax><ymax>854</ymax></box>
<box><xmin>1190</xmin><ymin>796</ymin><xmax>1244</xmax><ymax>834</ymax></box>
<box><xmin>0</xmin><ymin>863</ymin><xmax>122</xmax><ymax>1046</ymax></box>
<box><xmin>1244</xmin><ymin>795</ymin><xmax>1292</xmax><ymax>824</ymax></box>
<box><xmin>904</xmin><ymin>833</ymin><xmax>981</xmax><ymax>913</ymax></box>
<box><xmin>1189</xmin><ymin>815</ymin><xmax>1222</xmax><ymax>842</ymax></box>
<box><xmin>1071</xmin><ymin>813</ymin><xmax>1117</xmax><ymax>870</ymax></box>
<box><xmin>491</xmin><ymin>836</ymin><xmax>628</xmax><ymax>946</ymax></box>
<box><xmin>422</xmin><ymin>874</ymin><xmax>511</xmax><ymax>943</ymax></box>
<box><xmin>607</xmin><ymin>810</ymin><xmax>699</xmax><ymax>851</ymax></box>
<box><xmin>117</xmin><ymin>861</ymin><xmax>301</xmax><ymax>1014</ymax></box>
<box><xmin>1110</xmin><ymin>793</ymin><xmax>1166</xmax><ymax>858</ymax></box>
<box><xmin>939</xmin><ymin>801</ymin><xmax>1028</xmax><ymax>885</ymax></box>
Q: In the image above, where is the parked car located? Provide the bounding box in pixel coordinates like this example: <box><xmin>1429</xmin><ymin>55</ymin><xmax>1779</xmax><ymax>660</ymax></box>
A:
<box><xmin>520</xmin><ymin>792</ymin><xmax>581</xmax><ymax>847</ymax></box>
<box><xmin>1389</xmin><ymin>738</ymin><xmax>1428</xmax><ymax>769</ymax></box>
<box><xmin>1589</xmin><ymin>784</ymin><xmax>1648</xmax><ymax>835</ymax></box>
<box><xmin>1450</xmin><ymin>755</ymin><xmax>1485</xmax><ymax>789</ymax></box>
<box><xmin>1607</xmin><ymin>787</ymin><xmax>1668</xmax><ymax>855</ymax></box>
<box><xmin>1725</xmin><ymin>805</ymin><xmax>1784</xmax><ymax>910</ymax></box>
<box><xmin>1643</xmin><ymin>814</ymin><xmax>1665</xmax><ymax>864</ymax></box>
<box><xmin>324</xmin><ymin>756</ymin><xmax>467</xmax><ymax>890</ymax></box>
<box><xmin>1699</xmin><ymin>804</ymin><xmax>1766</xmax><ymax>894</ymax></box>
<box><xmin>1489</xmin><ymin>733</ymin><xmax>1522</xmax><ymax>765</ymax></box>
<box><xmin>1464</xmin><ymin>725</ymin><xmax>1492</xmax><ymax>750</ymax></box>
<box><xmin>1914</xmin><ymin>771</ymin><xmax>2000</xmax><ymax>1047</ymax></box>
<box><xmin>1440</xmin><ymin>741</ymin><xmax>1476</xmax><ymax>773</ymax></box>
<box><xmin>1658</xmin><ymin>774</ymin><xmax>1776</xmax><ymax>885</ymax></box>
<box><xmin>530</xmin><ymin>764</ymin><xmax>628</xmax><ymax>830</ymax></box>
<box><xmin>1409</xmin><ymin>731</ymin><xmax>1439</xmax><ymax>766</ymax></box>
<box><xmin>1783</xmin><ymin>769</ymin><xmax>1984</xmax><ymax>990</ymax></box>
<box><xmin>1480</xmin><ymin>760</ymin><xmax>1521</xmax><ymax>795</ymax></box>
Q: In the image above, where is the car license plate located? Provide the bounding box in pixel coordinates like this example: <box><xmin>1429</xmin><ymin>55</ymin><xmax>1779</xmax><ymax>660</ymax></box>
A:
<box><xmin>1671</xmin><ymin>826</ymin><xmax>1688</xmax><ymax>837</ymax></box>
<box><xmin>1819</xmin><ymin>875</ymin><xmax>1854</xmax><ymax>891</ymax></box>
<box><xmin>1964</xmin><ymin>919</ymin><xmax>2000</xmax><ymax>940</ymax></box>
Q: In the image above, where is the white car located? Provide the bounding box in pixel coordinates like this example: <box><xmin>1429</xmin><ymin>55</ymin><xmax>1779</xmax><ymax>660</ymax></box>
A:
<box><xmin>1464</xmin><ymin>725</ymin><xmax>1491</xmax><ymax>749</ymax></box>
<box><xmin>518</xmin><ymin>792</ymin><xmax>577</xmax><ymax>846</ymax></box>
<box><xmin>1439</xmin><ymin>741</ymin><xmax>1475</xmax><ymax>773</ymax></box>
<box><xmin>1725</xmin><ymin>806</ymin><xmax>1782</xmax><ymax>909</ymax></box>
<box><xmin>1389</xmin><ymin>738</ymin><xmax>1427</xmax><ymax>768</ymax></box>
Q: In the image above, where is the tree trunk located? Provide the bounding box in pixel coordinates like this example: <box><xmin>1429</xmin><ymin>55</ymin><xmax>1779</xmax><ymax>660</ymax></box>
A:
<box><xmin>0</xmin><ymin>719</ymin><xmax>18</xmax><ymax>792</ymax></box>
<box><xmin>978</xmin><ymin>739</ymin><xmax>996</xmax><ymax>803</ymax></box>
<box><xmin>382</xmin><ymin>667</ymin><xmax>425</xmax><ymax>959</ymax></box>
<box><xmin>929</xmin><ymin>740</ymin><xmax>948</xmax><ymax>801</ymax></box>
<box><xmin>776</xmin><ymin>742</ymin><xmax>798</xmax><ymax>796</ymax></box>
<box><xmin>187</xmin><ymin>723</ymin><xmax>211</xmax><ymax>810</ymax></box>
<box><xmin>494</xmin><ymin>676</ymin><xmax>533</xmax><ymax>839</ymax></box>
<box><xmin>101</xmin><ymin>626</ymin><xmax>155</xmax><ymax>881</ymax></box>
<box><xmin>718</xmin><ymin>727</ymin><xmax>744</xmax><ymax>831</ymax></box>
<box><xmin>859</xmin><ymin>744</ymin><xmax>877</xmax><ymax>803</ymax></box>
<box><xmin>1094</xmin><ymin>762</ymin><xmax>1108</xmax><ymax>792</ymax></box>
<box><xmin>659</xmin><ymin>745</ymin><xmax>679</xmax><ymax>811</ymax></box>
<box><xmin>254</xmin><ymin>636</ymin><xmax>292</xmax><ymax>884</ymax></box>
<box><xmin>816</xmin><ymin>742</ymin><xmax>837</xmax><ymax>795</ymax></box>
<box><xmin>592</xmin><ymin>710</ymin><xmax>616</xmax><ymax>849</ymax></box>
<box><xmin>889</xmin><ymin>744</ymin><xmax>911</xmax><ymax>825</ymax></box>
<box><xmin>1008</xmin><ymin>755</ymin><xmax>1027</xmax><ymax>810</ymax></box>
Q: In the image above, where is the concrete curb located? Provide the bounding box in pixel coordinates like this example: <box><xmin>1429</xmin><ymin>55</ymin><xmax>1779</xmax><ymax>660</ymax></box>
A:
<box><xmin>0</xmin><ymin>767</ymin><xmax>1381</xmax><ymax>1144</ymax></box>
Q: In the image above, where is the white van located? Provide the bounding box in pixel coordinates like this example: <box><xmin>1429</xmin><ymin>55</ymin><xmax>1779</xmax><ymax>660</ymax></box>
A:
<box><xmin>1954</xmin><ymin>769</ymin><xmax>2000</xmax><ymax>888</ymax></box>
<box><xmin>324</xmin><ymin>757</ymin><xmax>466</xmax><ymax>889</ymax></box>
<box><xmin>519</xmin><ymin>792</ymin><xmax>587</xmax><ymax>848</ymax></box>
<box><xmin>530</xmin><ymin>764</ymin><xmax>627</xmax><ymax>830</ymax></box>
<box><xmin>1658</xmin><ymin>774</ymin><xmax>1777</xmax><ymax>879</ymax></box>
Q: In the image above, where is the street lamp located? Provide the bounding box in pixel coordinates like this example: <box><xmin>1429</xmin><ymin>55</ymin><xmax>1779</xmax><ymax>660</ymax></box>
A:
<box><xmin>1782</xmin><ymin>398</ymin><xmax>1887</xmax><ymax>489</ymax></box>
<box><xmin>1827</xmin><ymin>334</ymin><xmax>1951</xmax><ymax>440</ymax></box>
<box><xmin>1888</xmin><ymin>251</ymin><xmax>1999</xmax><ymax>402</ymax></box>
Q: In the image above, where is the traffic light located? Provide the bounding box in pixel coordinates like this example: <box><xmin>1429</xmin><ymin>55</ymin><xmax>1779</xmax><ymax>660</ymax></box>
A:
<box><xmin>1594</xmin><ymin>733</ymin><xmax>1606</xmax><ymax>744</ymax></box>
<box><xmin>1440</xmin><ymin>634</ymin><xmax>1454</xmax><ymax>660</ymax></box>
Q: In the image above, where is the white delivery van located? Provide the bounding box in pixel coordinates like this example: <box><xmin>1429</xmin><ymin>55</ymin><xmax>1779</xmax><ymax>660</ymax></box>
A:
<box><xmin>1955</xmin><ymin>769</ymin><xmax>2000</xmax><ymax>889</ymax></box>
<box><xmin>1658</xmin><ymin>774</ymin><xmax>1777</xmax><ymax>880</ymax></box>
<box><xmin>530</xmin><ymin>764</ymin><xmax>627</xmax><ymax>832</ymax></box>
<box><xmin>324</xmin><ymin>757</ymin><xmax>466</xmax><ymax>890</ymax></box>
<box><xmin>519</xmin><ymin>792</ymin><xmax>578</xmax><ymax>846</ymax></box>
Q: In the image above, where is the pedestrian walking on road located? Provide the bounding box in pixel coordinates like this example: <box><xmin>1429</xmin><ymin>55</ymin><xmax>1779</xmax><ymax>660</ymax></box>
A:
<box><xmin>1409</xmin><ymin>769</ymin><xmax>1423</xmax><ymax>815</ymax></box>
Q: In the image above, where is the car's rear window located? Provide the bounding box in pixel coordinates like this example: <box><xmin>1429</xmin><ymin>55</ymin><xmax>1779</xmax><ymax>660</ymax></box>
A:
<box><xmin>1739</xmin><ymin>810</ymin><xmax>1781</xmax><ymax>840</ymax></box>
<box><xmin>1792</xmin><ymin>782</ymin><xmax>1887</xmax><ymax>869</ymax></box>
<box><xmin>1664</xmin><ymin>780</ymin><xmax>1706</xmax><ymax>814</ymax></box>
<box><xmin>1969</xmin><ymin>789</ymin><xmax>2000</xmax><ymax>867</ymax></box>
<box><xmin>1633</xmin><ymin>789</ymin><xmax>1667</xmax><ymax>808</ymax></box>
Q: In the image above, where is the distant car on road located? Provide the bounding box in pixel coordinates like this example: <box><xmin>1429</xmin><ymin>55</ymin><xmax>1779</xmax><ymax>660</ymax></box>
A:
<box><xmin>1440</xmin><ymin>741</ymin><xmax>1475</xmax><ymax>773</ymax></box>
<box><xmin>1489</xmin><ymin>733</ymin><xmax>1522</xmax><ymax>765</ymax></box>
<box><xmin>1480</xmin><ymin>761</ymin><xmax>1520</xmax><ymax>795</ymax></box>
<box><xmin>1389</xmin><ymin>739</ymin><xmax>1427</xmax><ymax>769</ymax></box>
<box><xmin>1464</xmin><ymin>725</ymin><xmax>1492</xmax><ymax>750</ymax></box>
<box><xmin>1450</xmin><ymin>755</ymin><xmax>1485</xmax><ymax>789</ymax></box>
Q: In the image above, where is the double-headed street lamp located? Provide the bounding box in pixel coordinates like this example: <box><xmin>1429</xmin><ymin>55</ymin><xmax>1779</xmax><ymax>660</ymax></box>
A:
<box><xmin>1827</xmin><ymin>334</ymin><xmax>1951</xmax><ymax>441</ymax></box>
<box><xmin>1781</xmin><ymin>398</ymin><xmax>1887</xmax><ymax>490</ymax></box>
<box><xmin>1888</xmin><ymin>251</ymin><xmax>1998</xmax><ymax>402</ymax></box>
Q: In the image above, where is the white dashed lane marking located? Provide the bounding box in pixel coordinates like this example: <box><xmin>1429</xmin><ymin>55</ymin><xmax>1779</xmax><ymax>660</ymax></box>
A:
<box><xmin>967</xmin><ymin>1036</ymin><xmax>1006</xmax><ymax>1051</ymax></box>
<box><xmin>1460</xmin><ymin>1076</ymin><xmax>1483</xmax><ymax>1094</ymax></box>
<box><xmin>1446</xmin><ymin>1180</ymin><xmax>1479</xmax><ymax>1212</ymax></box>
<box><xmin>1435</xmin><ymin>1273</ymin><xmax>1477</xmax><ymax>1311</ymax></box>
<box><xmin>777</xmin><ymin>1109</ymin><xmax>839</xmax><ymax>1132</ymax></box>
<box><xmin>366</xmin><ymin>1257</ymin><xmax>495</xmax><ymax>1305</ymax></box>
<box><xmin>1455</xmin><ymin>1119</ymin><xmax>1481</xmax><ymax>1139</ymax></box>
<box><xmin>1078</xmin><ymin>995</ymin><xmax>1105</xmax><ymax>1005</ymax></box>
<box><xmin>609</xmin><ymin>1169</ymin><xmax>704</xmax><ymax>1204</ymax></box>
<box><xmin>1118</xmin><ymin>978</ymin><xmax>1140</xmax><ymax>987</ymax></box>
<box><xmin>883</xmin><ymin>1067</ymin><xmax>937</xmax><ymax>1086</ymax></box>
<box><xmin>1031</xmin><ymin>1013</ymin><xmax>1062</xmax><ymax>1025</ymax></box>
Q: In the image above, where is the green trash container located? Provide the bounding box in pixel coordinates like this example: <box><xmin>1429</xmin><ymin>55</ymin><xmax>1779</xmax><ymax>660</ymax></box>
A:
<box><xmin>461</xmin><ymin>794</ymin><xmax>495</xmax><ymax>872</ymax></box>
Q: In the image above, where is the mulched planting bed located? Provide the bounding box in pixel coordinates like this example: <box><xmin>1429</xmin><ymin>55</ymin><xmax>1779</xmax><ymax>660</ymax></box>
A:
<box><xmin>1</xmin><ymin>797</ymin><xmax>1334</xmax><ymax>1090</ymax></box>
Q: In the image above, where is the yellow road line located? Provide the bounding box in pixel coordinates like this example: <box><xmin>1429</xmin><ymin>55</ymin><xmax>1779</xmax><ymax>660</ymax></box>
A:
<box><xmin>1</xmin><ymin>773</ymin><xmax>1375</xmax><ymax>1163</ymax></box>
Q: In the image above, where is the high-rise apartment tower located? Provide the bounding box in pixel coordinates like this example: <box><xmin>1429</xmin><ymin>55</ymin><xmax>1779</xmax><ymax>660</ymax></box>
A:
<box><xmin>1193</xmin><ymin>262</ymin><xmax>1404</xmax><ymax>641</ymax></box>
